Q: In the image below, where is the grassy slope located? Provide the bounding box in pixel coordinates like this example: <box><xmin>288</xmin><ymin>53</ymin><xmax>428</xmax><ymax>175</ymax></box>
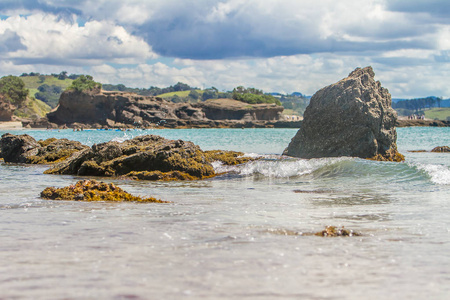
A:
<box><xmin>424</xmin><ymin>107</ymin><xmax>450</xmax><ymax>120</ymax></box>
<box><xmin>21</xmin><ymin>75</ymin><xmax>73</xmax><ymax>98</ymax></box>
<box><xmin>14</xmin><ymin>75</ymin><xmax>72</xmax><ymax>118</ymax></box>
<box><xmin>158</xmin><ymin>90</ymin><xmax>204</xmax><ymax>98</ymax></box>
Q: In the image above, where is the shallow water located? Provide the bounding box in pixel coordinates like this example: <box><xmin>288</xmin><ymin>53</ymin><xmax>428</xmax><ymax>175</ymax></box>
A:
<box><xmin>0</xmin><ymin>127</ymin><xmax>449</xmax><ymax>299</ymax></box>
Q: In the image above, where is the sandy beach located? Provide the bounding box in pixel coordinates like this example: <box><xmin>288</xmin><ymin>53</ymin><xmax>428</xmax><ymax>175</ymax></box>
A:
<box><xmin>0</xmin><ymin>121</ymin><xmax>23</xmax><ymax>129</ymax></box>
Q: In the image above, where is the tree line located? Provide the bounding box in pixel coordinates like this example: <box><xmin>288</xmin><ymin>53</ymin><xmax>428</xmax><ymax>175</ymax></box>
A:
<box><xmin>392</xmin><ymin>96</ymin><xmax>442</xmax><ymax>112</ymax></box>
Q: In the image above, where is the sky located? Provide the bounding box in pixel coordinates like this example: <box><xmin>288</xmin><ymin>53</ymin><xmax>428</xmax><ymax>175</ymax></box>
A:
<box><xmin>0</xmin><ymin>0</ymin><xmax>450</xmax><ymax>98</ymax></box>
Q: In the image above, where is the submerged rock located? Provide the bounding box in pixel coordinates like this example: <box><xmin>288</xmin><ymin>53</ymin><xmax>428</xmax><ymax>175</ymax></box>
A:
<box><xmin>314</xmin><ymin>226</ymin><xmax>360</xmax><ymax>237</ymax></box>
<box><xmin>284</xmin><ymin>67</ymin><xmax>404</xmax><ymax>161</ymax></box>
<box><xmin>45</xmin><ymin>134</ymin><xmax>255</xmax><ymax>180</ymax></box>
<box><xmin>0</xmin><ymin>133</ymin><xmax>87</xmax><ymax>164</ymax></box>
<box><xmin>40</xmin><ymin>179</ymin><xmax>167</xmax><ymax>203</ymax></box>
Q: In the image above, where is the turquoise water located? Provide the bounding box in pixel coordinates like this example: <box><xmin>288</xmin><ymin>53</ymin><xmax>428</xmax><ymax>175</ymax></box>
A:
<box><xmin>0</xmin><ymin>127</ymin><xmax>449</xmax><ymax>299</ymax></box>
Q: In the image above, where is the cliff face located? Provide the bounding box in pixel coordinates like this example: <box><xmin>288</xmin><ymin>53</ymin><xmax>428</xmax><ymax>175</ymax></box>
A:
<box><xmin>0</xmin><ymin>95</ymin><xmax>16</xmax><ymax>121</ymax></box>
<box><xmin>47</xmin><ymin>91</ymin><xmax>283</xmax><ymax>127</ymax></box>
<box><xmin>199</xmin><ymin>98</ymin><xmax>284</xmax><ymax>121</ymax></box>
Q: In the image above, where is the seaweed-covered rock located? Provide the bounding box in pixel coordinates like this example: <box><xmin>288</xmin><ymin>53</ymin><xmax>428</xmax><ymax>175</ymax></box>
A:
<box><xmin>284</xmin><ymin>67</ymin><xmax>403</xmax><ymax>161</ymax></box>
<box><xmin>0</xmin><ymin>133</ymin><xmax>41</xmax><ymax>163</ymax></box>
<box><xmin>314</xmin><ymin>226</ymin><xmax>360</xmax><ymax>237</ymax></box>
<box><xmin>40</xmin><ymin>179</ymin><xmax>167</xmax><ymax>203</ymax></box>
<box><xmin>431</xmin><ymin>146</ymin><xmax>450</xmax><ymax>153</ymax></box>
<box><xmin>45</xmin><ymin>135</ymin><xmax>256</xmax><ymax>180</ymax></box>
<box><xmin>26</xmin><ymin>138</ymin><xmax>89</xmax><ymax>164</ymax></box>
<box><xmin>0</xmin><ymin>133</ymin><xmax>88</xmax><ymax>164</ymax></box>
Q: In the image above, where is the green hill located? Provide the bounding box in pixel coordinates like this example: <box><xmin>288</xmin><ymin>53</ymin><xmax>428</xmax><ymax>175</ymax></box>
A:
<box><xmin>21</xmin><ymin>75</ymin><xmax>74</xmax><ymax>108</ymax></box>
<box><xmin>424</xmin><ymin>107</ymin><xmax>450</xmax><ymax>121</ymax></box>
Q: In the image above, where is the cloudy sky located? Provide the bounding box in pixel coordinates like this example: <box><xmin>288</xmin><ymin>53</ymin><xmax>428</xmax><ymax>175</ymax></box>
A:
<box><xmin>0</xmin><ymin>0</ymin><xmax>449</xmax><ymax>98</ymax></box>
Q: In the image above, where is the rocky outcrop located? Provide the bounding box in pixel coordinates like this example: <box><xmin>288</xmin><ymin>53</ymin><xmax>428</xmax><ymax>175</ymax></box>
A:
<box><xmin>284</xmin><ymin>67</ymin><xmax>403</xmax><ymax>161</ymax></box>
<box><xmin>0</xmin><ymin>95</ymin><xmax>16</xmax><ymax>121</ymax></box>
<box><xmin>431</xmin><ymin>146</ymin><xmax>450</xmax><ymax>152</ymax></box>
<box><xmin>397</xmin><ymin>119</ymin><xmax>450</xmax><ymax>127</ymax></box>
<box><xmin>0</xmin><ymin>133</ymin><xmax>88</xmax><ymax>164</ymax></box>
<box><xmin>46</xmin><ymin>90</ymin><xmax>284</xmax><ymax>128</ymax></box>
<box><xmin>199</xmin><ymin>98</ymin><xmax>284</xmax><ymax>121</ymax></box>
<box><xmin>44</xmin><ymin>135</ymin><xmax>256</xmax><ymax>180</ymax></box>
<box><xmin>1</xmin><ymin>133</ymin><xmax>41</xmax><ymax>163</ymax></box>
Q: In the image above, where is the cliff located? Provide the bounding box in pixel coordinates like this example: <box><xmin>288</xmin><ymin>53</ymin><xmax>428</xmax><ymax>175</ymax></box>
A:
<box><xmin>0</xmin><ymin>95</ymin><xmax>16</xmax><ymax>121</ymax></box>
<box><xmin>46</xmin><ymin>90</ymin><xmax>284</xmax><ymax>128</ymax></box>
<box><xmin>199</xmin><ymin>98</ymin><xmax>284</xmax><ymax>121</ymax></box>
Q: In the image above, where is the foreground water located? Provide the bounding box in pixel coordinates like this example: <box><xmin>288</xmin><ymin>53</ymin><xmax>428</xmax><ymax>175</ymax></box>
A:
<box><xmin>0</xmin><ymin>127</ymin><xmax>449</xmax><ymax>299</ymax></box>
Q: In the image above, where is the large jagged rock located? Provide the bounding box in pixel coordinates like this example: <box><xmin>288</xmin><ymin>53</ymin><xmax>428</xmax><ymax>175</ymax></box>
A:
<box><xmin>0</xmin><ymin>133</ymin><xmax>88</xmax><ymax>164</ymax></box>
<box><xmin>284</xmin><ymin>67</ymin><xmax>403</xmax><ymax>161</ymax></box>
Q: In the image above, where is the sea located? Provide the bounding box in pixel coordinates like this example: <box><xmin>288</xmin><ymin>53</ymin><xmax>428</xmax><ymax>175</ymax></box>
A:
<box><xmin>0</xmin><ymin>127</ymin><xmax>449</xmax><ymax>300</ymax></box>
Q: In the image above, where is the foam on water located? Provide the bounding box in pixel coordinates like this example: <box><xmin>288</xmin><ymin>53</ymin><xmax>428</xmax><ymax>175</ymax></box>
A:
<box><xmin>212</xmin><ymin>155</ymin><xmax>450</xmax><ymax>186</ymax></box>
<box><xmin>415</xmin><ymin>163</ymin><xmax>450</xmax><ymax>185</ymax></box>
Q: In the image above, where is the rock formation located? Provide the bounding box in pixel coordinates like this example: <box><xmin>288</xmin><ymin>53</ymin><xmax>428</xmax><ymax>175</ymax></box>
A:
<box><xmin>44</xmin><ymin>134</ymin><xmax>257</xmax><ymax>180</ymax></box>
<box><xmin>0</xmin><ymin>133</ymin><xmax>88</xmax><ymax>164</ymax></box>
<box><xmin>45</xmin><ymin>90</ymin><xmax>284</xmax><ymax>128</ymax></box>
<box><xmin>284</xmin><ymin>66</ymin><xmax>403</xmax><ymax>161</ymax></box>
<box><xmin>0</xmin><ymin>95</ymin><xmax>16</xmax><ymax>121</ymax></box>
<box><xmin>199</xmin><ymin>98</ymin><xmax>284</xmax><ymax>121</ymax></box>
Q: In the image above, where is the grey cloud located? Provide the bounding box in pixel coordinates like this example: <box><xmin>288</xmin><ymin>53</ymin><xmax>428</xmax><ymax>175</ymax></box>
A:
<box><xmin>387</xmin><ymin>0</ymin><xmax>450</xmax><ymax>18</ymax></box>
<box><xmin>0</xmin><ymin>29</ymin><xmax>26</xmax><ymax>53</ymax></box>
<box><xmin>0</xmin><ymin>0</ymin><xmax>82</xmax><ymax>22</ymax></box>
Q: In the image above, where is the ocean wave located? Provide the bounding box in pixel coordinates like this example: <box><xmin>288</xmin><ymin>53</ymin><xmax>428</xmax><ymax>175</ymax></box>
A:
<box><xmin>213</xmin><ymin>156</ymin><xmax>353</xmax><ymax>178</ymax></box>
<box><xmin>415</xmin><ymin>163</ymin><xmax>450</xmax><ymax>185</ymax></box>
<box><xmin>212</xmin><ymin>156</ymin><xmax>450</xmax><ymax>185</ymax></box>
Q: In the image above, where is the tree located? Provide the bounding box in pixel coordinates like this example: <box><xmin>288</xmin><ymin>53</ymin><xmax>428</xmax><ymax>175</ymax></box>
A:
<box><xmin>231</xmin><ymin>86</ymin><xmax>281</xmax><ymax>105</ymax></box>
<box><xmin>58</xmin><ymin>71</ymin><xmax>68</xmax><ymax>80</ymax></box>
<box><xmin>67</xmin><ymin>75</ymin><xmax>102</xmax><ymax>92</ymax></box>
<box><xmin>0</xmin><ymin>75</ymin><xmax>29</xmax><ymax>106</ymax></box>
<box><xmin>188</xmin><ymin>90</ymin><xmax>200</xmax><ymax>101</ymax></box>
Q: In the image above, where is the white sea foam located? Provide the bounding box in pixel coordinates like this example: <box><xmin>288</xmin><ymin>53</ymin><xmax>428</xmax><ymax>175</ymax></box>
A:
<box><xmin>416</xmin><ymin>163</ymin><xmax>450</xmax><ymax>185</ymax></box>
<box><xmin>212</xmin><ymin>156</ymin><xmax>354</xmax><ymax>178</ymax></box>
<box><xmin>111</xmin><ymin>133</ymin><xmax>132</xmax><ymax>143</ymax></box>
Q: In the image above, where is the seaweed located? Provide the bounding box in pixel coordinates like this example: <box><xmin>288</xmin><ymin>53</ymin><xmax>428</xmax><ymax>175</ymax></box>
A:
<box><xmin>313</xmin><ymin>226</ymin><xmax>361</xmax><ymax>237</ymax></box>
<box><xmin>40</xmin><ymin>179</ymin><xmax>168</xmax><ymax>203</ymax></box>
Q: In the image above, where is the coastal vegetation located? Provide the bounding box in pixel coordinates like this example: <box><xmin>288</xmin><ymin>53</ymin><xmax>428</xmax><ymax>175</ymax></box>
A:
<box><xmin>67</xmin><ymin>75</ymin><xmax>102</xmax><ymax>92</ymax></box>
<box><xmin>393</xmin><ymin>96</ymin><xmax>450</xmax><ymax>119</ymax></box>
<box><xmin>232</xmin><ymin>86</ymin><xmax>281</xmax><ymax>106</ymax></box>
<box><xmin>0</xmin><ymin>75</ymin><xmax>29</xmax><ymax>106</ymax></box>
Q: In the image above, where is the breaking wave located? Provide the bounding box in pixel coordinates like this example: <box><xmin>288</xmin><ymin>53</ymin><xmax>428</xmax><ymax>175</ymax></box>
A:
<box><xmin>212</xmin><ymin>155</ymin><xmax>450</xmax><ymax>185</ymax></box>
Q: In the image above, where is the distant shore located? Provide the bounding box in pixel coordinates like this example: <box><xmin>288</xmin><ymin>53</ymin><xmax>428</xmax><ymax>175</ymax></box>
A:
<box><xmin>1</xmin><ymin>119</ymin><xmax>449</xmax><ymax>130</ymax></box>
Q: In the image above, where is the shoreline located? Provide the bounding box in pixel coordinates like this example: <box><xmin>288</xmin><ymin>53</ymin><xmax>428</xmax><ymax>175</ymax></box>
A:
<box><xmin>1</xmin><ymin>119</ymin><xmax>449</xmax><ymax>130</ymax></box>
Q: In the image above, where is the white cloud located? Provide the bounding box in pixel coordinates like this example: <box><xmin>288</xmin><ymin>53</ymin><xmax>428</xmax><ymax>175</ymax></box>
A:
<box><xmin>0</xmin><ymin>13</ymin><xmax>156</xmax><ymax>65</ymax></box>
